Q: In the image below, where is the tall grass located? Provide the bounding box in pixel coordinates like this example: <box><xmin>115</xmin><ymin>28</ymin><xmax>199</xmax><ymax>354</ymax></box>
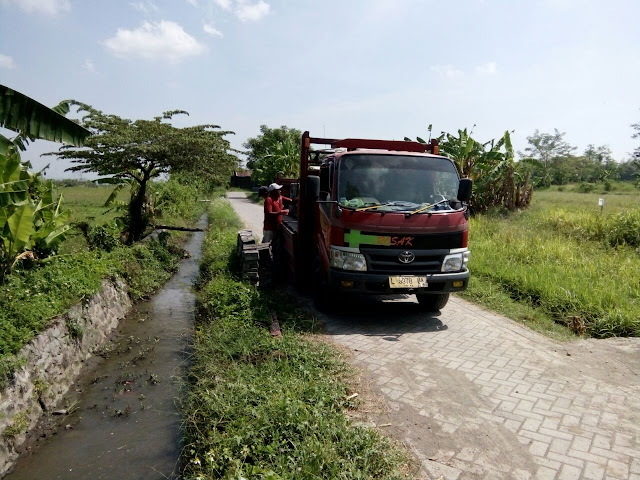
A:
<box><xmin>182</xmin><ymin>197</ymin><xmax>410</xmax><ymax>480</ymax></box>
<box><xmin>541</xmin><ymin>208</ymin><xmax>640</xmax><ymax>248</ymax></box>
<box><xmin>468</xmin><ymin>211</ymin><xmax>640</xmax><ymax>337</ymax></box>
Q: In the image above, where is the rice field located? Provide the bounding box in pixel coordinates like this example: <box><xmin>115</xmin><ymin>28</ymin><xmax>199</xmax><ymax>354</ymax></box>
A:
<box><xmin>462</xmin><ymin>188</ymin><xmax>640</xmax><ymax>339</ymax></box>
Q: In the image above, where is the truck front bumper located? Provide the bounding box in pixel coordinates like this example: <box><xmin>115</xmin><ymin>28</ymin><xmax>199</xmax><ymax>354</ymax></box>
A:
<box><xmin>327</xmin><ymin>269</ymin><xmax>469</xmax><ymax>295</ymax></box>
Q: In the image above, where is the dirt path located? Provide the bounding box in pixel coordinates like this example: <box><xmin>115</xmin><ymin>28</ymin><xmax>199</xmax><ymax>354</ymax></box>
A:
<box><xmin>227</xmin><ymin>192</ymin><xmax>640</xmax><ymax>480</ymax></box>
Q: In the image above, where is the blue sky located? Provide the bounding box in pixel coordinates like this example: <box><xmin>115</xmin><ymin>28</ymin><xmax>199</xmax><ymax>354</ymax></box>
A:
<box><xmin>1</xmin><ymin>0</ymin><xmax>639</xmax><ymax>178</ymax></box>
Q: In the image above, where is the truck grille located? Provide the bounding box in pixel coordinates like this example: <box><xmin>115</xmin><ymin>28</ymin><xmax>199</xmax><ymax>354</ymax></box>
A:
<box><xmin>360</xmin><ymin>248</ymin><xmax>447</xmax><ymax>274</ymax></box>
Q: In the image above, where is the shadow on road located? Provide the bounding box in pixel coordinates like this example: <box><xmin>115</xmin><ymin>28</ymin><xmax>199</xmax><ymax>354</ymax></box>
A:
<box><xmin>318</xmin><ymin>294</ymin><xmax>448</xmax><ymax>337</ymax></box>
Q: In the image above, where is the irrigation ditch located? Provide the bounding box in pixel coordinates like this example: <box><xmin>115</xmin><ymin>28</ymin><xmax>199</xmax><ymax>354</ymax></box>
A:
<box><xmin>1</xmin><ymin>214</ymin><xmax>208</xmax><ymax>480</ymax></box>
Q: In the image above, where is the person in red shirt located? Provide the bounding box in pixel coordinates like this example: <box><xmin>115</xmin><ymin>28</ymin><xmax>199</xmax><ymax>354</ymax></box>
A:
<box><xmin>262</xmin><ymin>183</ymin><xmax>290</xmax><ymax>243</ymax></box>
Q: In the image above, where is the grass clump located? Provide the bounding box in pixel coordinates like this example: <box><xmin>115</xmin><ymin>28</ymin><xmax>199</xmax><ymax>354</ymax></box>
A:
<box><xmin>3</xmin><ymin>411</ymin><xmax>30</xmax><ymax>439</ymax></box>
<box><xmin>541</xmin><ymin>207</ymin><xmax>640</xmax><ymax>248</ymax></box>
<box><xmin>183</xmin><ymin>197</ymin><xmax>409</xmax><ymax>480</ymax></box>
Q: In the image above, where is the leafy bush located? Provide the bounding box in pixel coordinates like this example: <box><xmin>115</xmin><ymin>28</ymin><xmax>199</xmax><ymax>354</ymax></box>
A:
<box><xmin>244</xmin><ymin>125</ymin><xmax>302</xmax><ymax>186</ymax></box>
<box><xmin>86</xmin><ymin>221</ymin><xmax>122</xmax><ymax>252</ymax></box>
<box><xmin>577</xmin><ymin>182</ymin><xmax>596</xmax><ymax>193</ymax></box>
<box><xmin>150</xmin><ymin>175</ymin><xmax>207</xmax><ymax>224</ymax></box>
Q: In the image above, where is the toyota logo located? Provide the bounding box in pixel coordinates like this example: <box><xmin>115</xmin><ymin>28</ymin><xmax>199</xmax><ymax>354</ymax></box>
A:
<box><xmin>398</xmin><ymin>251</ymin><xmax>415</xmax><ymax>264</ymax></box>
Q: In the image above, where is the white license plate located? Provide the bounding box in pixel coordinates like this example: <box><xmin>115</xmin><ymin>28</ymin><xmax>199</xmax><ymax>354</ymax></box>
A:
<box><xmin>388</xmin><ymin>276</ymin><xmax>428</xmax><ymax>289</ymax></box>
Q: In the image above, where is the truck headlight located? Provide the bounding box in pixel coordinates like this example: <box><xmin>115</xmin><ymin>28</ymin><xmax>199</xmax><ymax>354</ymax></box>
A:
<box><xmin>330</xmin><ymin>247</ymin><xmax>367</xmax><ymax>271</ymax></box>
<box><xmin>442</xmin><ymin>250</ymin><xmax>470</xmax><ymax>272</ymax></box>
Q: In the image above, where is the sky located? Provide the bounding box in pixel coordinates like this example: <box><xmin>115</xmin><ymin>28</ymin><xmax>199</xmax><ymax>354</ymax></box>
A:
<box><xmin>1</xmin><ymin>0</ymin><xmax>639</xmax><ymax>178</ymax></box>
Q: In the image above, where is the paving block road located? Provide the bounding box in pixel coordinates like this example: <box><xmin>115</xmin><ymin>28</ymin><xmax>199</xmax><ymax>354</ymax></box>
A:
<box><xmin>227</xmin><ymin>192</ymin><xmax>640</xmax><ymax>480</ymax></box>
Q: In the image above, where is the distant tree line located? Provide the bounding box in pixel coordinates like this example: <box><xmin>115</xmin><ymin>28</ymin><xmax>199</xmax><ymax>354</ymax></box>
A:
<box><xmin>520</xmin><ymin>128</ymin><xmax>640</xmax><ymax>188</ymax></box>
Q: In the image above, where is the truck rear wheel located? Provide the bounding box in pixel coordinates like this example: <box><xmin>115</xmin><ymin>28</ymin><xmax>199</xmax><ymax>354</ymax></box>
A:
<box><xmin>416</xmin><ymin>293</ymin><xmax>450</xmax><ymax>311</ymax></box>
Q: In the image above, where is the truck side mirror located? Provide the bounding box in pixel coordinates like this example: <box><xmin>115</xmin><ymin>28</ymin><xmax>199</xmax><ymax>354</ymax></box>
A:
<box><xmin>458</xmin><ymin>178</ymin><xmax>473</xmax><ymax>203</ymax></box>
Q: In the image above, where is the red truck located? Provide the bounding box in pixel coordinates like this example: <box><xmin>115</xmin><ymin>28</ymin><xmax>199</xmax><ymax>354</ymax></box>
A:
<box><xmin>278</xmin><ymin>131</ymin><xmax>472</xmax><ymax>311</ymax></box>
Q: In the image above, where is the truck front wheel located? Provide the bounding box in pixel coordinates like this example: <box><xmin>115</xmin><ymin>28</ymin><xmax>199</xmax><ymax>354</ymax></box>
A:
<box><xmin>312</xmin><ymin>256</ymin><xmax>333</xmax><ymax>312</ymax></box>
<box><xmin>416</xmin><ymin>293</ymin><xmax>450</xmax><ymax>312</ymax></box>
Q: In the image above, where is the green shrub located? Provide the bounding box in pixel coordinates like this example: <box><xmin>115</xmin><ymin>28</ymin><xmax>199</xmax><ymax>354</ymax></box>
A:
<box><xmin>3</xmin><ymin>411</ymin><xmax>29</xmax><ymax>439</ymax></box>
<box><xmin>86</xmin><ymin>222</ymin><xmax>122</xmax><ymax>252</ymax></box>
<box><xmin>151</xmin><ymin>175</ymin><xmax>209</xmax><ymax>225</ymax></box>
<box><xmin>577</xmin><ymin>182</ymin><xmax>596</xmax><ymax>193</ymax></box>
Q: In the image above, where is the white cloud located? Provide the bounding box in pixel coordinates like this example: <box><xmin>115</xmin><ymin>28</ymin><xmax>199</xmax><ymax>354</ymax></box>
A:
<box><xmin>203</xmin><ymin>23</ymin><xmax>223</xmax><ymax>38</ymax></box>
<box><xmin>430</xmin><ymin>64</ymin><xmax>463</xmax><ymax>79</ymax></box>
<box><xmin>0</xmin><ymin>54</ymin><xmax>16</xmax><ymax>69</ymax></box>
<box><xmin>4</xmin><ymin>0</ymin><xmax>70</xmax><ymax>15</ymax></box>
<box><xmin>130</xmin><ymin>1</ymin><xmax>158</xmax><ymax>13</ymax></box>
<box><xmin>185</xmin><ymin>0</ymin><xmax>198</xmax><ymax>5</ymax></box>
<box><xmin>476</xmin><ymin>61</ymin><xmax>497</xmax><ymax>75</ymax></box>
<box><xmin>235</xmin><ymin>0</ymin><xmax>270</xmax><ymax>22</ymax></box>
<box><xmin>83</xmin><ymin>59</ymin><xmax>96</xmax><ymax>73</ymax></box>
<box><xmin>104</xmin><ymin>21</ymin><xmax>206</xmax><ymax>63</ymax></box>
<box><xmin>213</xmin><ymin>0</ymin><xmax>232</xmax><ymax>10</ymax></box>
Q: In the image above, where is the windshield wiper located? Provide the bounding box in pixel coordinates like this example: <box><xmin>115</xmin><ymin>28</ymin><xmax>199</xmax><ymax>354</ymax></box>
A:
<box><xmin>405</xmin><ymin>199</ymin><xmax>450</xmax><ymax>216</ymax></box>
<box><xmin>355</xmin><ymin>202</ymin><xmax>394</xmax><ymax>212</ymax></box>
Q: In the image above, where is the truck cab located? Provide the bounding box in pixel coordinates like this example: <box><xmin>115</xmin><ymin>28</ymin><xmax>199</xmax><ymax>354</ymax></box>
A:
<box><xmin>280</xmin><ymin>132</ymin><xmax>472</xmax><ymax>311</ymax></box>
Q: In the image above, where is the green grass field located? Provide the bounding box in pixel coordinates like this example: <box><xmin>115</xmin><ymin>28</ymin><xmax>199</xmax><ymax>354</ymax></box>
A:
<box><xmin>57</xmin><ymin>185</ymin><xmax>129</xmax><ymax>253</ymax></box>
<box><xmin>462</xmin><ymin>188</ymin><xmax>640</xmax><ymax>339</ymax></box>
<box><xmin>59</xmin><ymin>185</ymin><xmax>128</xmax><ymax>223</ymax></box>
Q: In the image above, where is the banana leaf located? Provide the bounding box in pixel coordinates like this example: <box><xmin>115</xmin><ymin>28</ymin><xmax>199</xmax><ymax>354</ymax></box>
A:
<box><xmin>0</xmin><ymin>84</ymin><xmax>91</xmax><ymax>146</ymax></box>
<box><xmin>7</xmin><ymin>203</ymin><xmax>34</xmax><ymax>253</ymax></box>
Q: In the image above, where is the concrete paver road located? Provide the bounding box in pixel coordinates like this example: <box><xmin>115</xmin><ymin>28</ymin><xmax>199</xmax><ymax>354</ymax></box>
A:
<box><xmin>227</xmin><ymin>192</ymin><xmax>640</xmax><ymax>480</ymax></box>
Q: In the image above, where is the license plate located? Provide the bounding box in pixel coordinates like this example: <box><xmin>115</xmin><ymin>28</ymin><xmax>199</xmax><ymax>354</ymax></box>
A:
<box><xmin>388</xmin><ymin>276</ymin><xmax>428</xmax><ymax>289</ymax></box>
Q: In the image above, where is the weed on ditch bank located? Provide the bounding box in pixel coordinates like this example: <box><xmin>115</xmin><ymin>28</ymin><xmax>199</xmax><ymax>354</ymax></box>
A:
<box><xmin>0</xmin><ymin>237</ymin><xmax>183</xmax><ymax>385</ymax></box>
<box><xmin>0</xmin><ymin>180</ymin><xmax>211</xmax><ymax>386</ymax></box>
<box><xmin>182</xmin><ymin>197</ymin><xmax>411</xmax><ymax>480</ymax></box>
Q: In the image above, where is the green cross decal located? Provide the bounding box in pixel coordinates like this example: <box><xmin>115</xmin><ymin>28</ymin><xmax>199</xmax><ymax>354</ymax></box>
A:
<box><xmin>344</xmin><ymin>229</ymin><xmax>391</xmax><ymax>248</ymax></box>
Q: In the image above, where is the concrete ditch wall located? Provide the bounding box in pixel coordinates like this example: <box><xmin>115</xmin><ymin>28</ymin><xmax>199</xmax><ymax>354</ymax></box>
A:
<box><xmin>0</xmin><ymin>277</ymin><xmax>132</xmax><ymax>475</ymax></box>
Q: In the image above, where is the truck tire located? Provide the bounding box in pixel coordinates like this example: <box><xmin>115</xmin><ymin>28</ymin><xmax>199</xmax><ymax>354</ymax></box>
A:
<box><xmin>312</xmin><ymin>255</ymin><xmax>335</xmax><ymax>312</ymax></box>
<box><xmin>416</xmin><ymin>293</ymin><xmax>450</xmax><ymax>311</ymax></box>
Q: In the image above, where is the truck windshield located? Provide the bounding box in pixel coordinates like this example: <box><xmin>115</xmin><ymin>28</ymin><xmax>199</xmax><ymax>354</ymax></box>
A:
<box><xmin>337</xmin><ymin>154</ymin><xmax>459</xmax><ymax>210</ymax></box>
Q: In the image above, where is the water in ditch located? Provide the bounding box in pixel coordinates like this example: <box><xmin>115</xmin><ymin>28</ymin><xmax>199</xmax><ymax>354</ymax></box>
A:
<box><xmin>5</xmin><ymin>214</ymin><xmax>208</xmax><ymax>480</ymax></box>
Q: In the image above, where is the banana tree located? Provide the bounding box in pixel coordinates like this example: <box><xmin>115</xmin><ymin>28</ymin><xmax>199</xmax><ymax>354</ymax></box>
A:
<box><xmin>0</xmin><ymin>159</ymin><xmax>71</xmax><ymax>281</ymax></box>
<box><xmin>0</xmin><ymin>84</ymin><xmax>90</xmax><ymax>152</ymax></box>
<box><xmin>0</xmin><ymin>84</ymin><xmax>90</xmax><ymax>281</ymax></box>
<box><xmin>407</xmin><ymin>127</ymin><xmax>533</xmax><ymax>211</ymax></box>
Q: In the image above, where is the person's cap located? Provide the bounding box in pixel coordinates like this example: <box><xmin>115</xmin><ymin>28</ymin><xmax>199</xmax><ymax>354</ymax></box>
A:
<box><xmin>268</xmin><ymin>183</ymin><xmax>283</xmax><ymax>192</ymax></box>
